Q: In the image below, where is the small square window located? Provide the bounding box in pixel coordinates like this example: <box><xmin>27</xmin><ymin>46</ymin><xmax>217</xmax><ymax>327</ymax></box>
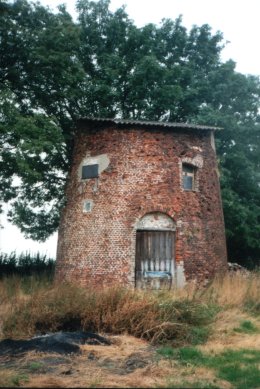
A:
<box><xmin>82</xmin><ymin>164</ymin><xmax>99</xmax><ymax>179</ymax></box>
<box><xmin>83</xmin><ymin>200</ymin><xmax>93</xmax><ymax>213</ymax></box>
<box><xmin>182</xmin><ymin>164</ymin><xmax>196</xmax><ymax>190</ymax></box>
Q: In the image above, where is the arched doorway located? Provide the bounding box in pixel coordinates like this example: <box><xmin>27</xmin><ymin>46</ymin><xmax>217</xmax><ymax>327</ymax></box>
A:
<box><xmin>135</xmin><ymin>212</ymin><xmax>176</xmax><ymax>289</ymax></box>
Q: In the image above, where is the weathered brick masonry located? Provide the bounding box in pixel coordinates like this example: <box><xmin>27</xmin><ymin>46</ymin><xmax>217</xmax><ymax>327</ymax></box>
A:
<box><xmin>56</xmin><ymin>118</ymin><xmax>228</xmax><ymax>288</ymax></box>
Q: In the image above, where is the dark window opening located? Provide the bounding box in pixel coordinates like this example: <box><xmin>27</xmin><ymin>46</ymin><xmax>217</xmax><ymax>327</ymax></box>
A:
<box><xmin>82</xmin><ymin>164</ymin><xmax>99</xmax><ymax>179</ymax></box>
<box><xmin>182</xmin><ymin>163</ymin><xmax>196</xmax><ymax>190</ymax></box>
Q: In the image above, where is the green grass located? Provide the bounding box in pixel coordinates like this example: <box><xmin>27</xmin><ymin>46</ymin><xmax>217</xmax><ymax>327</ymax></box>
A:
<box><xmin>189</xmin><ymin>326</ymin><xmax>211</xmax><ymax>345</ymax></box>
<box><xmin>11</xmin><ymin>374</ymin><xmax>29</xmax><ymax>387</ymax></box>
<box><xmin>218</xmin><ymin>364</ymin><xmax>259</xmax><ymax>389</ymax></box>
<box><xmin>178</xmin><ymin>346</ymin><xmax>205</xmax><ymax>364</ymax></box>
<box><xmin>26</xmin><ymin>362</ymin><xmax>44</xmax><ymax>372</ymax></box>
<box><xmin>166</xmin><ymin>380</ymin><xmax>219</xmax><ymax>389</ymax></box>
<box><xmin>157</xmin><ymin>347</ymin><xmax>260</xmax><ymax>388</ymax></box>
<box><xmin>157</xmin><ymin>346</ymin><xmax>178</xmax><ymax>359</ymax></box>
<box><xmin>245</xmin><ymin>300</ymin><xmax>260</xmax><ymax>316</ymax></box>
<box><xmin>234</xmin><ymin>320</ymin><xmax>258</xmax><ymax>334</ymax></box>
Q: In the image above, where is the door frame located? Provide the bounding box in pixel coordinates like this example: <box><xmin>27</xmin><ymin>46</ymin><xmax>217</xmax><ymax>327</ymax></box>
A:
<box><xmin>134</xmin><ymin>228</ymin><xmax>176</xmax><ymax>288</ymax></box>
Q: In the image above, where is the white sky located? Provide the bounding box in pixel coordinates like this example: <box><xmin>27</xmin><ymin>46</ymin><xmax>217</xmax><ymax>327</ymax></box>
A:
<box><xmin>1</xmin><ymin>0</ymin><xmax>260</xmax><ymax>257</ymax></box>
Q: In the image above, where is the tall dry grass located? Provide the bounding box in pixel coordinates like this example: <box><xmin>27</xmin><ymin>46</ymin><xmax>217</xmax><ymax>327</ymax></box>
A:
<box><xmin>198</xmin><ymin>271</ymin><xmax>260</xmax><ymax>311</ymax></box>
<box><xmin>0</xmin><ymin>271</ymin><xmax>259</xmax><ymax>345</ymax></box>
<box><xmin>0</xmin><ymin>282</ymin><xmax>215</xmax><ymax>345</ymax></box>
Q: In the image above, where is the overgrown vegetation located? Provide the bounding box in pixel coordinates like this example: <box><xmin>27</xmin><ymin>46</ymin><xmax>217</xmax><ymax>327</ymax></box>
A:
<box><xmin>0</xmin><ymin>271</ymin><xmax>259</xmax><ymax>388</ymax></box>
<box><xmin>1</xmin><ymin>283</ymin><xmax>217</xmax><ymax>345</ymax></box>
<box><xmin>1</xmin><ymin>272</ymin><xmax>259</xmax><ymax>345</ymax></box>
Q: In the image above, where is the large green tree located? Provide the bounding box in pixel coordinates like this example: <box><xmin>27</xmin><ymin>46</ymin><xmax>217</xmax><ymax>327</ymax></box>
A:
<box><xmin>1</xmin><ymin>0</ymin><xmax>259</xmax><ymax>266</ymax></box>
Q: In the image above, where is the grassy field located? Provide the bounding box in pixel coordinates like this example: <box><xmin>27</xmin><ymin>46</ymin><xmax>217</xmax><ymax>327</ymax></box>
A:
<box><xmin>0</xmin><ymin>271</ymin><xmax>259</xmax><ymax>388</ymax></box>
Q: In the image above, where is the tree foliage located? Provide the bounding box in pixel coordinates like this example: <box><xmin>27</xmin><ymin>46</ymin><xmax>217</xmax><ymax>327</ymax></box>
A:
<box><xmin>0</xmin><ymin>0</ymin><xmax>259</xmax><ymax>266</ymax></box>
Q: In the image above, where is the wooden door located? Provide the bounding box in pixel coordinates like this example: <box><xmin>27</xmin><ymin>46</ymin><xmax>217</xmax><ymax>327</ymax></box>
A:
<box><xmin>135</xmin><ymin>230</ymin><xmax>175</xmax><ymax>289</ymax></box>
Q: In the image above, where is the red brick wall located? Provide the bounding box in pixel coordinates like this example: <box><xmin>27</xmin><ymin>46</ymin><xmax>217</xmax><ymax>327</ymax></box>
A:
<box><xmin>55</xmin><ymin>122</ymin><xmax>228</xmax><ymax>287</ymax></box>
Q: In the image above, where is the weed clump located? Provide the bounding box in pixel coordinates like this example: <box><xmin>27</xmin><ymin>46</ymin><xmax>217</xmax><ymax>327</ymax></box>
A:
<box><xmin>234</xmin><ymin>320</ymin><xmax>258</xmax><ymax>334</ymax></box>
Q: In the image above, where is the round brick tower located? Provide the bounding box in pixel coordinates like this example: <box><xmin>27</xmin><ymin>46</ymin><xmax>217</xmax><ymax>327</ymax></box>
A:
<box><xmin>55</xmin><ymin>118</ymin><xmax>227</xmax><ymax>288</ymax></box>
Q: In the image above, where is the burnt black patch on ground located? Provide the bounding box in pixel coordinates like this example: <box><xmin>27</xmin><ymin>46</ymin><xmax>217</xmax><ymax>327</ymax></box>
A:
<box><xmin>0</xmin><ymin>331</ymin><xmax>111</xmax><ymax>356</ymax></box>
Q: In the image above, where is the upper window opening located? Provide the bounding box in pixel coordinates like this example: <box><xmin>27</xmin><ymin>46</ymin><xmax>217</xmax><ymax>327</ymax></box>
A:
<box><xmin>182</xmin><ymin>164</ymin><xmax>196</xmax><ymax>191</ymax></box>
<box><xmin>82</xmin><ymin>164</ymin><xmax>99</xmax><ymax>179</ymax></box>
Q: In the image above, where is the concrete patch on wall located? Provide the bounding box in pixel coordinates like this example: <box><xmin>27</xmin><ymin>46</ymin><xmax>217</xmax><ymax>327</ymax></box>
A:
<box><xmin>78</xmin><ymin>153</ymin><xmax>110</xmax><ymax>180</ymax></box>
<box><xmin>210</xmin><ymin>131</ymin><xmax>216</xmax><ymax>151</ymax></box>
<box><xmin>182</xmin><ymin>154</ymin><xmax>203</xmax><ymax>168</ymax></box>
<box><xmin>191</xmin><ymin>146</ymin><xmax>202</xmax><ymax>152</ymax></box>
<box><xmin>176</xmin><ymin>220</ymin><xmax>183</xmax><ymax>229</ymax></box>
<box><xmin>136</xmin><ymin>212</ymin><xmax>176</xmax><ymax>231</ymax></box>
<box><xmin>83</xmin><ymin>199</ymin><xmax>94</xmax><ymax>213</ymax></box>
<box><xmin>176</xmin><ymin>261</ymin><xmax>186</xmax><ymax>288</ymax></box>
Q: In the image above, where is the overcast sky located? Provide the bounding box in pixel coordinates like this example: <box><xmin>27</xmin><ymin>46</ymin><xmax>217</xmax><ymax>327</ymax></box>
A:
<box><xmin>1</xmin><ymin>0</ymin><xmax>259</xmax><ymax>257</ymax></box>
<box><xmin>40</xmin><ymin>0</ymin><xmax>260</xmax><ymax>76</ymax></box>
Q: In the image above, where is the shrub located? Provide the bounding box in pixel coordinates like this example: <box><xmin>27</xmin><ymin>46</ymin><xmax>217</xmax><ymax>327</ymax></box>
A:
<box><xmin>0</xmin><ymin>252</ymin><xmax>55</xmax><ymax>278</ymax></box>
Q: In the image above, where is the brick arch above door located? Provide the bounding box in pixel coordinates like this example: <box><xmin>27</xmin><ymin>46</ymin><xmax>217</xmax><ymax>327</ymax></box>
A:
<box><xmin>136</xmin><ymin>212</ymin><xmax>176</xmax><ymax>231</ymax></box>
